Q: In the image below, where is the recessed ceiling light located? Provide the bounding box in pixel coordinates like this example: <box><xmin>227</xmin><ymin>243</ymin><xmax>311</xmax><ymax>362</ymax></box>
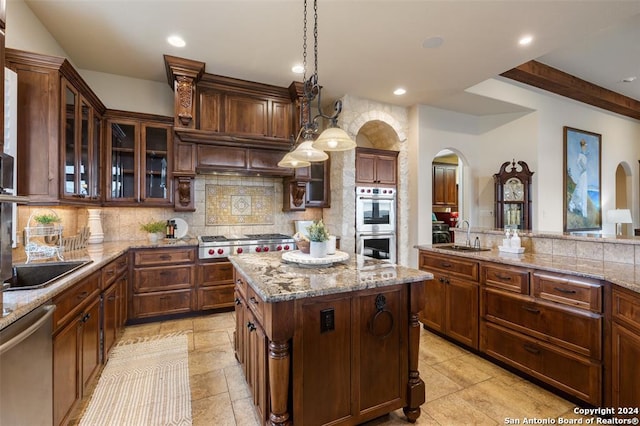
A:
<box><xmin>422</xmin><ymin>36</ymin><xmax>444</xmax><ymax>49</ymax></box>
<box><xmin>621</xmin><ymin>76</ymin><xmax>637</xmax><ymax>83</ymax></box>
<box><xmin>518</xmin><ymin>35</ymin><xmax>533</xmax><ymax>46</ymax></box>
<box><xmin>393</xmin><ymin>88</ymin><xmax>406</xmax><ymax>96</ymax></box>
<box><xmin>291</xmin><ymin>64</ymin><xmax>304</xmax><ymax>74</ymax></box>
<box><xmin>167</xmin><ymin>35</ymin><xmax>186</xmax><ymax>47</ymax></box>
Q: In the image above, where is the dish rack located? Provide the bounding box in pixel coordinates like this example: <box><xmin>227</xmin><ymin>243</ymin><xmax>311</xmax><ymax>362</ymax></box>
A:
<box><xmin>24</xmin><ymin>209</ymin><xmax>64</xmax><ymax>263</ymax></box>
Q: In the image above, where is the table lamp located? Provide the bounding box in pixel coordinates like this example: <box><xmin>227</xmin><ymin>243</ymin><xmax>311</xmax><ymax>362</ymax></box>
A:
<box><xmin>607</xmin><ymin>209</ymin><xmax>632</xmax><ymax>236</ymax></box>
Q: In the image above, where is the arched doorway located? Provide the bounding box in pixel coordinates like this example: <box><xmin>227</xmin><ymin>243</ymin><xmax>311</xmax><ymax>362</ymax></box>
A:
<box><xmin>432</xmin><ymin>149</ymin><xmax>465</xmax><ymax>242</ymax></box>
<box><xmin>613</xmin><ymin>162</ymin><xmax>634</xmax><ymax>236</ymax></box>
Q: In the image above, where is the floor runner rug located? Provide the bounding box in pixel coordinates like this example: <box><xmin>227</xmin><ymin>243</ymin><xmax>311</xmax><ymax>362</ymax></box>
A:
<box><xmin>79</xmin><ymin>334</ymin><xmax>192</xmax><ymax>426</ymax></box>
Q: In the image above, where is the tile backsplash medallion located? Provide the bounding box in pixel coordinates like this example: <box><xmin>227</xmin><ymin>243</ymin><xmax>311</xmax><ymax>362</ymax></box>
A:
<box><xmin>14</xmin><ymin>175</ymin><xmax>321</xmax><ymax>249</ymax></box>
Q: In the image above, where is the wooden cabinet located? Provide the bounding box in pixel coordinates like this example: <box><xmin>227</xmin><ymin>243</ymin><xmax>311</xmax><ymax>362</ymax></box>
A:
<box><xmin>432</xmin><ymin>163</ymin><xmax>458</xmax><ymax>208</ymax></box>
<box><xmin>355</xmin><ymin>147</ymin><xmax>398</xmax><ymax>186</ymax></box>
<box><xmin>196</xmin><ymin>259</ymin><xmax>235</xmax><ymax>311</ymax></box>
<box><xmin>130</xmin><ymin>247</ymin><xmax>196</xmax><ymax>320</ymax></box>
<box><xmin>480</xmin><ymin>264</ymin><xmax>603</xmax><ymax>405</ymax></box>
<box><xmin>234</xmin><ymin>270</ymin><xmax>426</xmax><ymax>426</ymax></box>
<box><xmin>283</xmin><ymin>160</ymin><xmax>330</xmax><ymax>211</ymax></box>
<box><xmin>0</xmin><ymin>0</ymin><xmax>5</xmax><ymax>152</ymax></box>
<box><xmin>101</xmin><ymin>253</ymin><xmax>128</xmax><ymax>362</ymax></box>
<box><xmin>105</xmin><ymin>111</ymin><xmax>173</xmax><ymax>206</ymax></box>
<box><xmin>418</xmin><ymin>251</ymin><xmax>479</xmax><ymax>349</ymax></box>
<box><xmin>52</xmin><ymin>270</ymin><xmax>102</xmax><ymax>426</ymax></box>
<box><xmin>6</xmin><ymin>49</ymin><xmax>105</xmax><ymax>204</ymax></box>
<box><xmin>61</xmin><ymin>79</ymin><xmax>102</xmax><ymax>202</ymax></box>
<box><xmin>611</xmin><ymin>286</ymin><xmax>640</xmax><ymax>408</ymax></box>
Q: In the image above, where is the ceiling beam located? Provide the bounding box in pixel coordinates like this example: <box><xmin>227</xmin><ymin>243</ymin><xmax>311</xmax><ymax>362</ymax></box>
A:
<box><xmin>500</xmin><ymin>60</ymin><xmax>640</xmax><ymax>121</ymax></box>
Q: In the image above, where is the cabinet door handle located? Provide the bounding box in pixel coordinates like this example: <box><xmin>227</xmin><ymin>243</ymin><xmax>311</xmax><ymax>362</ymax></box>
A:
<box><xmin>82</xmin><ymin>313</ymin><xmax>91</xmax><ymax>323</ymax></box>
<box><xmin>106</xmin><ymin>270</ymin><xmax>115</xmax><ymax>276</ymax></box>
<box><xmin>235</xmin><ymin>298</ymin><xmax>242</xmax><ymax>306</ymax></box>
<box><xmin>495</xmin><ymin>274</ymin><xmax>512</xmax><ymax>281</ymax></box>
<box><xmin>159</xmin><ymin>271</ymin><xmax>170</xmax><ymax>276</ymax></box>
<box><xmin>523</xmin><ymin>344</ymin><xmax>540</xmax><ymax>355</ymax></box>
<box><xmin>249</xmin><ymin>296</ymin><xmax>259</xmax><ymax>305</ymax></box>
<box><xmin>77</xmin><ymin>291</ymin><xmax>89</xmax><ymax>300</ymax></box>
<box><xmin>246</xmin><ymin>321</ymin><xmax>256</xmax><ymax>332</ymax></box>
<box><xmin>522</xmin><ymin>305</ymin><xmax>540</xmax><ymax>314</ymax></box>
<box><xmin>439</xmin><ymin>277</ymin><xmax>446</xmax><ymax>283</ymax></box>
<box><xmin>440</xmin><ymin>262</ymin><xmax>452</xmax><ymax>268</ymax></box>
<box><xmin>553</xmin><ymin>287</ymin><xmax>577</xmax><ymax>294</ymax></box>
<box><xmin>107</xmin><ymin>296</ymin><xmax>116</xmax><ymax>302</ymax></box>
<box><xmin>159</xmin><ymin>254</ymin><xmax>172</xmax><ymax>260</ymax></box>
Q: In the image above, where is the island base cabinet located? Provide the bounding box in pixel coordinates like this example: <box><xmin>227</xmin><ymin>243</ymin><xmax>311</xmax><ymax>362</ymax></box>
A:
<box><xmin>611</xmin><ymin>287</ymin><xmax>640</xmax><ymax>408</ymax></box>
<box><xmin>482</xmin><ymin>321</ymin><xmax>601</xmax><ymax>405</ymax></box>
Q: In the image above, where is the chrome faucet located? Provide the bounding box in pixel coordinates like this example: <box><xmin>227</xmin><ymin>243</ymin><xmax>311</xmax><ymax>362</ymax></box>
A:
<box><xmin>458</xmin><ymin>220</ymin><xmax>471</xmax><ymax>246</ymax></box>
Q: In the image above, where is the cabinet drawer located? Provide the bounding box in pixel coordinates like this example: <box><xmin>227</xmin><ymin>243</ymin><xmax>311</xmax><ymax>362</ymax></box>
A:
<box><xmin>132</xmin><ymin>290</ymin><xmax>193</xmax><ymax>319</ymax></box>
<box><xmin>482</xmin><ymin>322</ymin><xmax>601</xmax><ymax>405</ymax></box>
<box><xmin>101</xmin><ymin>253</ymin><xmax>128</xmax><ymax>289</ymax></box>
<box><xmin>612</xmin><ymin>287</ymin><xmax>640</xmax><ymax>333</ymax></box>
<box><xmin>483</xmin><ymin>288</ymin><xmax>602</xmax><ymax>359</ymax></box>
<box><xmin>419</xmin><ymin>252</ymin><xmax>478</xmax><ymax>281</ymax></box>
<box><xmin>53</xmin><ymin>270</ymin><xmax>101</xmax><ymax>331</ymax></box>
<box><xmin>133</xmin><ymin>247</ymin><xmax>195</xmax><ymax>266</ymax></box>
<box><xmin>236</xmin><ymin>275</ymin><xmax>248</xmax><ymax>300</ymax></box>
<box><xmin>197</xmin><ymin>284</ymin><xmax>235</xmax><ymax>310</ymax></box>
<box><xmin>198</xmin><ymin>261</ymin><xmax>235</xmax><ymax>287</ymax></box>
<box><xmin>482</xmin><ymin>263</ymin><xmax>529</xmax><ymax>294</ymax></box>
<box><xmin>246</xmin><ymin>285</ymin><xmax>265</xmax><ymax>324</ymax></box>
<box><xmin>134</xmin><ymin>265</ymin><xmax>194</xmax><ymax>293</ymax></box>
<box><xmin>533</xmin><ymin>271</ymin><xmax>602</xmax><ymax>312</ymax></box>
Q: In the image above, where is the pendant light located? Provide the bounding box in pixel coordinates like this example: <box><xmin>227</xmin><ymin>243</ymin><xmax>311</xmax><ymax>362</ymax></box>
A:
<box><xmin>279</xmin><ymin>0</ymin><xmax>356</xmax><ymax>168</ymax></box>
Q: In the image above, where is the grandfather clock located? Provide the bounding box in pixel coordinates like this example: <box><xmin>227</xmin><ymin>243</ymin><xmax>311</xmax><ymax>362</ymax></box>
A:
<box><xmin>494</xmin><ymin>160</ymin><xmax>534</xmax><ymax>230</ymax></box>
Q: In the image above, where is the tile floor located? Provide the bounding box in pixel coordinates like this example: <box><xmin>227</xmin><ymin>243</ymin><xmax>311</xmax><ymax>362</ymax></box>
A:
<box><xmin>72</xmin><ymin>311</ymin><xmax>595</xmax><ymax>426</ymax></box>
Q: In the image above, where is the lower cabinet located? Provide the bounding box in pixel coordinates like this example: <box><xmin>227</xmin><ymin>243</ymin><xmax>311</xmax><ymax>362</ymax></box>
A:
<box><xmin>418</xmin><ymin>252</ymin><xmax>479</xmax><ymax>349</ymax></box>
<box><xmin>130</xmin><ymin>247</ymin><xmax>196</xmax><ymax>320</ymax></box>
<box><xmin>52</xmin><ymin>270</ymin><xmax>101</xmax><ymax>426</ymax></box>
<box><xmin>611</xmin><ymin>286</ymin><xmax>640</xmax><ymax>408</ymax></box>
<box><xmin>197</xmin><ymin>259</ymin><xmax>235</xmax><ymax>310</ymax></box>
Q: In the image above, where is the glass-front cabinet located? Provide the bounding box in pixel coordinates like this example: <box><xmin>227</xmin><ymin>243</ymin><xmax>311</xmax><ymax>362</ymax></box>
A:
<box><xmin>105</xmin><ymin>113</ymin><xmax>172</xmax><ymax>206</ymax></box>
<box><xmin>61</xmin><ymin>79</ymin><xmax>101</xmax><ymax>202</ymax></box>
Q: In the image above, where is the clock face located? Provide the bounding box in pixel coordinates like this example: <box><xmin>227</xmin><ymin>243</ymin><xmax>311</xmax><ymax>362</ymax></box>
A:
<box><xmin>504</xmin><ymin>177</ymin><xmax>524</xmax><ymax>201</ymax></box>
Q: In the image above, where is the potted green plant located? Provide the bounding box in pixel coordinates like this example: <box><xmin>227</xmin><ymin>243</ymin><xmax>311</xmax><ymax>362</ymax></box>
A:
<box><xmin>307</xmin><ymin>219</ymin><xmax>330</xmax><ymax>258</ymax></box>
<box><xmin>140</xmin><ymin>220</ymin><xmax>166</xmax><ymax>243</ymax></box>
<box><xmin>33</xmin><ymin>213</ymin><xmax>60</xmax><ymax>226</ymax></box>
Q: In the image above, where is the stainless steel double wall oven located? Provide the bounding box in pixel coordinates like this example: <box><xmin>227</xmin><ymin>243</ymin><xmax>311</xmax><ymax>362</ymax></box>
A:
<box><xmin>355</xmin><ymin>186</ymin><xmax>396</xmax><ymax>263</ymax></box>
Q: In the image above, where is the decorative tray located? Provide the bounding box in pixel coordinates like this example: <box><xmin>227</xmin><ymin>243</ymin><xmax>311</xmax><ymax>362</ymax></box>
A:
<box><xmin>282</xmin><ymin>250</ymin><xmax>349</xmax><ymax>266</ymax></box>
<box><xmin>498</xmin><ymin>245</ymin><xmax>525</xmax><ymax>254</ymax></box>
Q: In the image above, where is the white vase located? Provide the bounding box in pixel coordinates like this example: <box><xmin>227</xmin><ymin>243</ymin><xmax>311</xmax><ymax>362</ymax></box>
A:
<box><xmin>87</xmin><ymin>208</ymin><xmax>104</xmax><ymax>244</ymax></box>
<box><xmin>309</xmin><ymin>241</ymin><xmax>327</xmax><ymax>258</ymax></box>
<box><xmin>147</xmin><ymin>233</ymin><xmax>159</xmax><ymax>243</ymax></box>
<box><xmin>327</xmin><ymin>235</ymin><xmax>336</xmax><ymax>255</ymax></box>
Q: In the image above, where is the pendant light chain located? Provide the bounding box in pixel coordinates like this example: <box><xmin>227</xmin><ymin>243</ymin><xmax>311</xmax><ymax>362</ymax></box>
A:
<box><xmin>313</xmin><ymin>0</ymin><xmax>318</xmax><ymax>80</ymax></box>
<box><xmin>302</xmin><ymin>0</ymin><xmax>308</xmax><ymax>83</ymax></box>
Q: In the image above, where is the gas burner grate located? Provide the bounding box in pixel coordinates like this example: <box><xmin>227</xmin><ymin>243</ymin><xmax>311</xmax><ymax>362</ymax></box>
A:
<box><xmin>244</xmin><ymin>233</ymin><xmax>293</xmax><ymax>239</ymax></box>
<box><xmin>199</xmin><ymin>235</ymin><xmax>228</xmax><ymax>243</ymax></box>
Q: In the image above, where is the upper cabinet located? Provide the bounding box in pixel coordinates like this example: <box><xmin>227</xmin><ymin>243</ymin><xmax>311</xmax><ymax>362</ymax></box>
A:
<box><xmin>105</xmin><ymin>111</ymin><xmax>173</xmax><ymax>206</ymax></box>
<box><xmin>355</xmin><ymin>147</ymin><xmax>398</xmax><ymax>186</ymax></box>
<box><xmin>5</xmin><ymin>49</ymin><xmax>105</xmax><ymax>204</ymax></box>
<box><xmin>61</xmin><ymin>79</ymin><xmax>102</xmax><ymax>202</ymax></box>
<box><xmin>432</xmin><ymin>163</ymin><xmax>458</xmax><ymax>208</ymax></box>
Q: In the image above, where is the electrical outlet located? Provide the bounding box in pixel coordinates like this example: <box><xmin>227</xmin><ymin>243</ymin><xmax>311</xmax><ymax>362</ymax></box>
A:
<box><xmin>320</xmin><ymin>308</ymin><xmax>335</xmax><ymax>333</ymax></box>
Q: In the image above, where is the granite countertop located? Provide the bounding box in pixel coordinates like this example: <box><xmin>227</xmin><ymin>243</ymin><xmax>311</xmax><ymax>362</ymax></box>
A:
<box><xmin>415</xmin><ymin>244</ymin><xmax>640</xmax><ymax>294</ymax></box>
<box><xmin>1</xmin><ymin>238</ymin><xmax>198</xmax><ymax>331</ymax></box>
<box><xmin>229</xmin><ymin>252</ymin><xmax>433</xmax><ymax>303</ymax></box>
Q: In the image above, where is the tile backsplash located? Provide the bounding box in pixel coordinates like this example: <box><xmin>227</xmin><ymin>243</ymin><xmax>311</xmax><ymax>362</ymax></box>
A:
<box><xmin>15</xmin><ymin>175</ymin><xmax>321</xmax><ymax>247</ymax></box>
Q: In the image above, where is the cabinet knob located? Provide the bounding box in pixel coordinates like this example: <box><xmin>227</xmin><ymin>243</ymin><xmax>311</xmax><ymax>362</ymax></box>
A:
<box><xmin>246</xmin><ymin>321</ymin><xmax>256</xmax><ymax>332</ymax></box>
<box><xmin>235</xmin><ymin>298</ymin><xmax>242</xmax><ymax>305</ymax></box>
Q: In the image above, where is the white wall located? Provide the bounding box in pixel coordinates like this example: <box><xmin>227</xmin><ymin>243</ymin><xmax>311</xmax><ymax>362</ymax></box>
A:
<box><xmin>413</xmin><ymin>78</ymin><xmax>640</xmax><ymax>242</ymax></box>
<box><xmin>6</xmin><ymin>0</ymin><xmax>173</xmax><ymax>116</ymax></box>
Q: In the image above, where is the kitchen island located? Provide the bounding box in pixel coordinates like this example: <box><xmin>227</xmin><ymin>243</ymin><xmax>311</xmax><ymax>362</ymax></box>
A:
<box><xmin>229</xmin><ymin>252</ymin><xmax>433</xmax><ymax>426</ymax></box>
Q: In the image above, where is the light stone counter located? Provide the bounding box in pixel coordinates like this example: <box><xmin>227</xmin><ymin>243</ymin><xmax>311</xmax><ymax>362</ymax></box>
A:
<box><xmin>415</xmin><ymin>244</ymin><xmax>640</xmax><ymax>294</ymax></box>
<box><xmin>1</xmin><ymin>238</ymin><xmax>198</xmax><ymax>331</ymax></box>
<box><xmin>229</xmin><ymin>252</ymin><xmax>433</xmax><ymax>303</ymax></box>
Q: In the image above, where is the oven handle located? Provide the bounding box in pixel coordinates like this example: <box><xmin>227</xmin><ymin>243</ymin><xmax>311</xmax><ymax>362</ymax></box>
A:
<box><xmin>357</xmin><ymin>232</ymin><xmax>396</xmax><ymax>238</ymax></box>
<box><xmin>358</xmin><ymin>196</ymin><xmax>395</xmax><ymax>201</ymax></box>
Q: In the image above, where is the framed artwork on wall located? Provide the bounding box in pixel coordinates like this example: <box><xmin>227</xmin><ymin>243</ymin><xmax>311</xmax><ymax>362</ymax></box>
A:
<box><xmin>563</xmin><ymin>126</ymin><xmax>602</xmax><ymax>232</ymax></box>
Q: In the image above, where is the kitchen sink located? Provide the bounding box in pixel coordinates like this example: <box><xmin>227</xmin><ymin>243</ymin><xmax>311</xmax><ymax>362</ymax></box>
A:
<box><xmin>435</xmin><ymin>244</ymin><xmax>491</xmax><ymax>252</ymax></box>
<box><xmin>2</xmin><ymin>260</ymin><xmax>93</xmax><ymax>291</ymax></box>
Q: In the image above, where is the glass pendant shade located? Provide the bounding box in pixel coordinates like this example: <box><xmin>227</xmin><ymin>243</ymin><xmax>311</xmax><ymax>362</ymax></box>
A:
<box><xmin>312</xmin><ymin>127</ymin><xmax>356</xmax><ymax>151</ymax></box>
<box><xmin>289</xmin><ymin>140</ymin><xmax>329</xmax><ymax>162</ymax></box>
<box><xmin>277</xmin><ymin>152</ymin><xmax>311</xmax><ymax>168</ymax></box>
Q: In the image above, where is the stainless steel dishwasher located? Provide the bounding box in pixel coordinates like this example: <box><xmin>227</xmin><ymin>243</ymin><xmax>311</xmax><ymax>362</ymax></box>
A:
<box><xmin>0</xmin><ymin>304</ymin><xmax>56</xmax><ymax>426</ymax></box>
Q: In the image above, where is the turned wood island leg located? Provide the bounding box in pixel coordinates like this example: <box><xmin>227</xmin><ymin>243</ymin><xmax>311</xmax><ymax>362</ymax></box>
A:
<box><xmin>268</xmin><ymin>340</ymin><xmax>291</xmax><ymax>426</ymax></box>
<box><xmin>404</xmin><ymin>281</ymin><xmax>427</xmax><ymax>422</ymax></box>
